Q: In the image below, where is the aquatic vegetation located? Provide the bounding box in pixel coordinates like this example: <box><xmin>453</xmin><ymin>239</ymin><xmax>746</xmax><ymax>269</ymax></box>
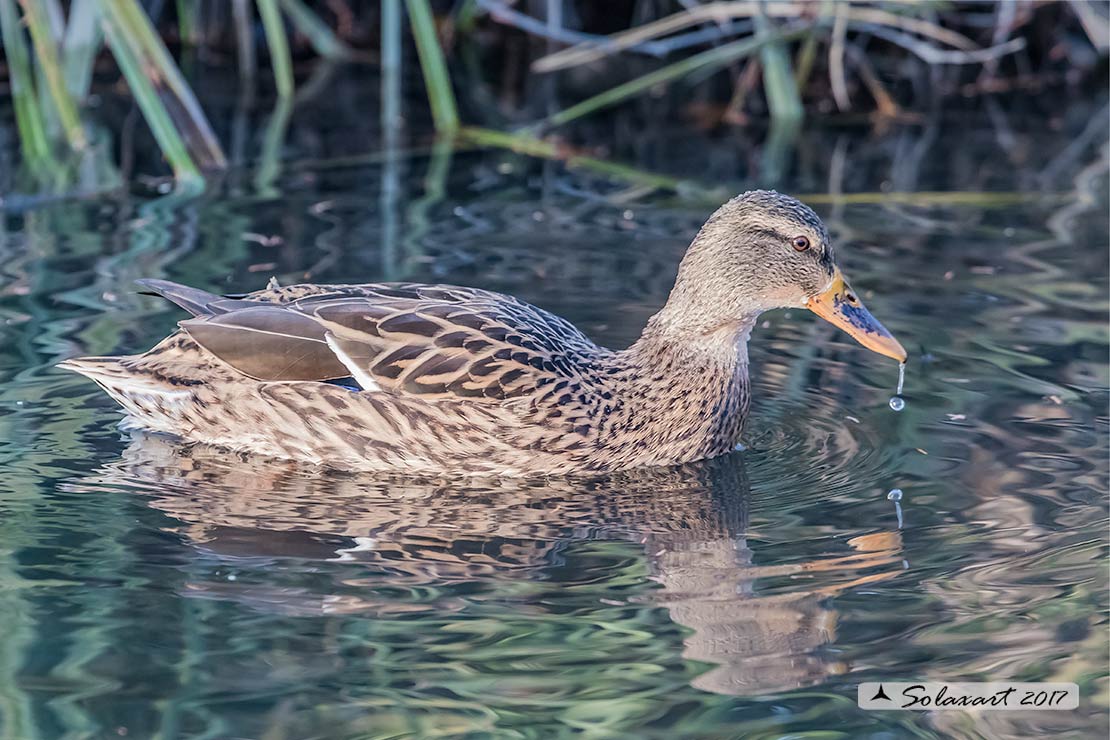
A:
<box><xmin>0</xmin><ymin>1</ymin><xmax>1103</xmax><ymax>193</ymax></box>
<box><xmin>0</xmin><ymin>0</ymin><xmax>350</xmax><ymax>192</ymax></box>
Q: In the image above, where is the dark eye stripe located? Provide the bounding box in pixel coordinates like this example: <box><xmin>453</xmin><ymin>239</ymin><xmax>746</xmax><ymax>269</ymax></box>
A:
<box><xmin>753</xmin><ymin>228</ymin><xmax>789</xmax><ymax>243</ymax></box>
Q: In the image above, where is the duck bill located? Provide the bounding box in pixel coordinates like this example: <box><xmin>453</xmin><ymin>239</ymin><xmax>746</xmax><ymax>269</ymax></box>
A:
<box><xmin>805</xmin><ymin>269</ymin><xmax>907</xmax><ymax>363</ymax></box>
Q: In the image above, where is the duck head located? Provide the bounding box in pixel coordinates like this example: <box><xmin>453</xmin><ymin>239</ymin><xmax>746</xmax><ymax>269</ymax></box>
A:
<box><xmin>654</xmin><ymin>190</ymin><xmax>906</xmax><ymax>363</ymax></box>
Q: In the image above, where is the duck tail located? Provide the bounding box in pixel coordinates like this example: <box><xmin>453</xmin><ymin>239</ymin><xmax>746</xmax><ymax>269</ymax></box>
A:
<box><xmin>57</xmin><ymin>355</ymin><xmax>135</xmax><ymax>384</ymax></box>
<box><xmin>135</xmin><ymin>279</ymin><xmax>224</xmax><ymax>317</ymax></box>
<box><xmin>57</xmin><ymin>356</ymin><xmax>190</xmax><ymax>432</ymax></box>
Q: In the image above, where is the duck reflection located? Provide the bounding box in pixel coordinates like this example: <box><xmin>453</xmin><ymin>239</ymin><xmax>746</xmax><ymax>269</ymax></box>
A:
<box><xmin>70</xmin><ymin>433</ymin><xmax>903</xmax><ymax>696</ymax></box>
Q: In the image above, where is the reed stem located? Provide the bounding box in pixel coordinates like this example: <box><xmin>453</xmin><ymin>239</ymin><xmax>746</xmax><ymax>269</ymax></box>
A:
<box><xmin>382</xmin><ymin>0</ymin><xmax>402</xmax><ymax>131</ymax></box>
<box><xmin>18</xmin><ymin>0</ymin><xmax>87</xmax><ymax>149</ymax></box>
<box><xmin>406</xmin><ymin>0</ymin><xmax>459</xmax><ymax>133</ymax></box>
<box><xmin>256</xmin><ymin>0</ymin><xmax>294</xmax><ymax>97</ymax></box>
<box><xmin>0</xmin><ymin>0</ymin><xmax>52</xmax><ymax>165</ymax></box>
<box><xmin>100</xmin><ymin>0</ymin><xmax>202</xmax><ymax>184</ymax></box>
<box><xmin>543</xmin><ymin>26</ymin><xmax>810</xmax><ymax>128</ymax></box>
<box><xmin>108</xmin><ymin>0</ymin><xmax>226</xmax><ymax>170</ymax></box>
<box><xmin>279</xmin><ymin>0</ymin><xmax>351</xmax><ymax>59</ymax></box>
<box><xmin>175</xmin><ymin>0</ymin><xmax>198</xmax><ymax>45</ymax></box>
<box><xmin>754</xmin><ymin>13</ymin><xmax>803</xmax><ymax>122</ymax></box>
<box><xmin>61</xmin><ymin>0</ymin><xmax>100</xmax><ymax>101</ymax></box>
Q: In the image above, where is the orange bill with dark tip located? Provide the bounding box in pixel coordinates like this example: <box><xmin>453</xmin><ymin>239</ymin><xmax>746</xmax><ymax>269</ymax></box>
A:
<box><xmin>805</xmin><ymin>268</ymin><xmax>907</xmax><ymax>363</ymax></box>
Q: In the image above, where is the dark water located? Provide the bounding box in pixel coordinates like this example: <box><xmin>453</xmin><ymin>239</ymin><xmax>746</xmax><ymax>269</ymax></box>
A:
<box><xmin>0</xmin><ymin>81</ymin><xmax>1107</xmax><ymax>738</ymax></box>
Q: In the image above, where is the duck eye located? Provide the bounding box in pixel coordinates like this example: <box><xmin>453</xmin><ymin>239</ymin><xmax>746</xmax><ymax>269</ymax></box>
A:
<box><xmin>791</xmin><ymin>235</ymin><xmax>811</xmax><ymax>252</ymax></box>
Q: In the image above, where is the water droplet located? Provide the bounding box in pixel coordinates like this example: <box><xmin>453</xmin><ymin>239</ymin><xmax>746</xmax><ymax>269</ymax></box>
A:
<box><xmin>888</xmin><ymin>363</ymin><xmax>906</xmax><ymax>411</ymax></box>
<box><xmin>887</xmin><ymin>488</ymin><xmax>903</xmax><ymax>501</ymax></box>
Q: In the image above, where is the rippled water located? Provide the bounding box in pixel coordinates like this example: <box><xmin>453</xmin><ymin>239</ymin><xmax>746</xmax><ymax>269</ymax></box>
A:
<box><xmin>0</xmin><ymin>89</ymin><xmax>1107</xmax><ymax>738</ymax></box>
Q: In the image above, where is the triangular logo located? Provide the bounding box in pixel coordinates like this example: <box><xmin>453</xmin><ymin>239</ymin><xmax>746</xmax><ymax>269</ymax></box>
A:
<box><xmin>870</xmin><ymin>684</ymin><xmax>891</xmax><ymax>702</ymax></box>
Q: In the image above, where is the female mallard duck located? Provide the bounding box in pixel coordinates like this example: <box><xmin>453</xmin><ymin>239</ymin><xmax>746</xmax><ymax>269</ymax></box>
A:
<box><xmin>60</xmin><ymin>191</ymin><xmax>905</xmax><ymax>476</ymax></box>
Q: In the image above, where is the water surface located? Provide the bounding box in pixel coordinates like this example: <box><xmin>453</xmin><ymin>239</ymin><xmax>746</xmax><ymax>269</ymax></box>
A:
<box><xmin>0</xmin><ymin>87</ymin><xmax>1107</xmax><ymax>739</ymax></box>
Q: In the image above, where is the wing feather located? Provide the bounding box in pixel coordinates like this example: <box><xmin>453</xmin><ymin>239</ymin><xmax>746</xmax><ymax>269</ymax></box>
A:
<box><xmin>324</xmin><ymin>332</ymin><xmax>380</xmax><ymax>391</ymax></box>
<box><xmin>177</xmin><ymin>283</ymin><xmax>608</xmax><ymax>416</ymax></box>
<box><xmin>180</xmin><ymin>307</ymin><xmax>350</xmax><ymax>381</ymax></box>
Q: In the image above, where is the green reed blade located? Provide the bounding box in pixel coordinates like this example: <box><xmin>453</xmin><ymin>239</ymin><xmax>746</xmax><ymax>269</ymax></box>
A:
<box><xmin>381</xmin><ymin>0</ymin><xmax>402</xmax><ymax>129</ymax></box>
<box><xmin>543</xmin><ymin>26</ymin><xmax>810</xmax><ymax>129</ymax></box>
<box><xmin>231</xmin><ymin>0</ymin><xmax>256</xmax><ymax>84</ymax></box>
<box><xmin>761</xmin><ymin>50</ymin><xmax>805</xmax><ymax>121</ymax></box>
<box><xmin>32</xmin><ymin>0</ymin><xmax>64</xmax><ymax>140</ymax></box>
<box><xmin>459</xmin><ymin>127</ymin><xmax>697</xmax><ymax>194</ymax></box>
<box><xmin>18</xmin><ymin>0</ymin><xmax>87</xmax><ymax>149</ymax></box>
<box><xmin>100</xmin><ymin>2</ymin><xmax>201</xmax><ymax>184</ymax></box>
<box><xmin>39</xmin><ymin>0</ymin><xmax>60</xmax><ymax>34</ymax></box>
<box><xmin>102</xmin><ymin>0</ymin><xmax>226</xmax><ymax>171</ymax></box>
<box><xmin>793</xmin><ymin>0</ymin><xmax>831</xmax><ymax>91</ymax></box>
<box><xmin>754</xmin><ymin>13</ymin><xmax>803</xmax><ymax>122</ymax></box>
<box><xmin>278</xmin><ymin>0</ymin><xmax>351</xmax><ymax>60</ymax></box>
<box><xmin>454</xmin><ymin>0</ymin><xmax>481</xmax><ymax>34</ymax></box>
<box><xmin>793</xmin><ymin>28</ymin><xmax>819</xmax><ymax>90</ymax></box>
<box><xmin>256</xmin><ymin>0</ymin><xmax>294</xmax><ymax>97</ymax></box>
<box><xmin>406</xmin><ymin>0</ymin><xmax>459</xmax><ymax>133</ymax></box>
<box><xmin>0</xmin><ymin>0</ymin><xmax>52</xmax><ymax>165</ymax></box>
<box><xmin>61</xmin><ymin>0</ymin><xmax>101</xmax><ymax>101</ymax></box>
<box><xmin>175</xmin><ymin>0</ymin><xmax>198</xmax><ymax>44</ymax></box>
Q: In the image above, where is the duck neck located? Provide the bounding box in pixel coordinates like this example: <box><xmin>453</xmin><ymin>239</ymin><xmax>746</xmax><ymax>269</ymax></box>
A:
<box><xmin>607</xmin><ymin>309</ymin><xmax>757</xmax><ymax>464</ymax></box>
<box><xmin>628</xmin><ymin>304</ymin><xmax>757</xmax><ymax>369</ymax></box>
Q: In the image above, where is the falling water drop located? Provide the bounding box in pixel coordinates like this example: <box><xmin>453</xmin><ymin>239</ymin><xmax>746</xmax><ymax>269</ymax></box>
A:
<box><xmin>887</xmin><ymin>488</ymin><xmax>904</xmax><ymax>528</ymax></box>
<box><xmin>888</xmin><ymin>362</ymin><xmax>906</xmax><ymax>411</ymax></box>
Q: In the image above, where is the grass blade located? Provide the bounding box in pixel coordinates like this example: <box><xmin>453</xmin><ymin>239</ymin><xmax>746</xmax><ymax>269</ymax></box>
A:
<box><xmin>278</xmin><ymin>0</ymin><xmax>351</xmax><ymax>60</ymax></box>
<box><xmin>793</xmin><ymin>26</ymin><xmax>820</xmax><ymax>90</ymax></box>
<box><xmin>754</xmin><ymin>13</ymin><xmax>803</xmax><ymax>122</ymax></box>
<box><xmin>381</xmin><ymin>0</ymin><xmax>402</xmax><ymax>130</ymax></box>
<box><xmin>543</xmin><ymin>26</ymin><xmax>810</xmax><ymax>128</ymax></box>
<box><xmin>39</xmin><ymin>0</ymin><xmax>61</xmax><ymax>37</ymax></box>
<box><xmin>406</xmin><ymin>0</ymin><xmax>459</xmax><ymax>133</ymax></box>
<box><xmin>829</xmin><ymin>3</ymin><xmax>849</xmax><ymax>111</ymax></box>
<box><xmin>18</xmin><ymin>0</ymin><xmax>87</xmax><ymax>149</ymax></box>
<box><xmin>0</xmin><ymin>0</ymin><xmax>53</xmax><ymax>165</ymax></box>
<box><xmin>380</xmin><ymin>0</ymin><xmax>402</xmax><ymax>277</ymax></box>
<box><xmin>460</xmin><ymin>127</ymin><xmax>693</xmax><ymax>193</ymax></box>
<box><xmin>61</xmin><ymin>0</ymin><xmax>101</xmax><ymax>101</ymax></box>
<box><xmin>176</xmin><ymin>0</ymin><xmax>198</xmax><ymax>44</ymax></box>
<box><xmin>256</xmin><ymin>0</ymin><xmax>294</xmax><ymax>97</ymax></box>
<box><xmin>100</xmin><ymin>1</ymin><xmax>201</xmax><ymax>183</ymax></box>
<box><xmin>232</xmin><ymin>0</ymin><xmax>256</xmax><ymax>85</ymax></box>
<box><xmin>532</xmin><ymin>2</ymin><xmax>978</xmax><ymax>74</ymax></box>
<box><xmin>103</xmin><ymin>0</ymin><xmax>226</xmax><ymax>170</ymax></box>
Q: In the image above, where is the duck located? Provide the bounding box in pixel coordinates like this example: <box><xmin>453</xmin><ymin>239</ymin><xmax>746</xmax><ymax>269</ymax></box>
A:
<box><xmin>59</xmin><ymin>190</ymin><xmax>906</xmax><ymax>476</ymax></box>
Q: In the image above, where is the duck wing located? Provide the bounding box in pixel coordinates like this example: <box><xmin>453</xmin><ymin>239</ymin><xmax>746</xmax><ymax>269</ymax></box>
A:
<box><xmin>175</xmin><ymin>282</ymin><xmax>607</xmax><ymax>404</ymax></box>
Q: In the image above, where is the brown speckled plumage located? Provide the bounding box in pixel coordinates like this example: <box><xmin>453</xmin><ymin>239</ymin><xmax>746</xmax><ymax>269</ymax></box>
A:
<box><xmin>60</xmin><ymin>191</ymin><xmax>903</xmax><ymax>476</ymax></box>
